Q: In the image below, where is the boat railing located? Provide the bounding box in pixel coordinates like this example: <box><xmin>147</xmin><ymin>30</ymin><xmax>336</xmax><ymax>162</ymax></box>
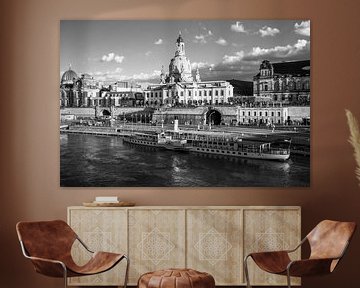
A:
<box><xmin>264</xmin><ymin>148</ymin><xmax>290</xmax><ymax>155</ymax></box>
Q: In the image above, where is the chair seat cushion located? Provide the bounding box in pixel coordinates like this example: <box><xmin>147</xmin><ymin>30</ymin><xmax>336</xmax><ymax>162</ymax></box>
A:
<box><xmin>138</xmin><ymin>268</ymin><xmax>215</xmax><ymax>288</ymax></box>
<box><xmin>250</xmin><ymin>251</ymin><xmax>291</xmax><ymax>274</ymax></box>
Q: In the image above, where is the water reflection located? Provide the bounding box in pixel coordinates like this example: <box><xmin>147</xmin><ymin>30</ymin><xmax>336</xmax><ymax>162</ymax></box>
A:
<box><xmin>60</xmin><ymin>134</ymin><xmax>309</xmax><ymax>187</ymax></box>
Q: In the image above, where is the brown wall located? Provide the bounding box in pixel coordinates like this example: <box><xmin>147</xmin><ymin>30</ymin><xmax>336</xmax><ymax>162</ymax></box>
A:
<box><xmin>1</xmin><ymin>0</ymin><xmax>360</xmax><ymax>287</ymax></box>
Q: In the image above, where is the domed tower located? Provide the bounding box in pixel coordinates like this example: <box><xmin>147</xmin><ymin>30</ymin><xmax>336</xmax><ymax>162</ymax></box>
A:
<box><xmin>168</xmin><ymin>32</ymin><xmax>193</xmax><ymax>83</ymax></box>
<box><xmin>60</xmin><ymin>64</ymin><xmax>80</xmax><ymax>107</ymax></box>
<box><xmin>175</xmin><ymin>31</ymin><xmax>185</xmax><ymax>56</ymax></box>
<box><xmin>61</xmin><ymin>64</ymin><xmax>78</xmax><ymax>87</ymax></box>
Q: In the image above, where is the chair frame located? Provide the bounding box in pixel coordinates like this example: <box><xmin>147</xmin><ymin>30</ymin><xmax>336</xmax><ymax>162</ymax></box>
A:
<box><xmin>244</xmin><ymin>236</ymin><xmax>350</xmax><ymax>288</ymax></box>
<box><xmin>18</xmin><ymin>232</ymin><xmax>129</xmax><ymax>288</ymax></box>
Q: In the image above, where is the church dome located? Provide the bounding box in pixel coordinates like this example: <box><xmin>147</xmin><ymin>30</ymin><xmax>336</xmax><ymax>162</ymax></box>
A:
<box><xmin>168</xmin><ymin>34</ymin><xmax>194</xmax><ymax>83</ymax></box>
<box><xmin>61</xmin><ymin>67</ymin><xmax>78</xmax><ymax>84</ymax></box>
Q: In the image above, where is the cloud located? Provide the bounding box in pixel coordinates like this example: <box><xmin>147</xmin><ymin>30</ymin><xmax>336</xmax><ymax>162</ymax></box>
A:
<box><xmin>230</xmin><ymin>21</ymin><xmax>248</xmax><ymax>33</ymax></box>
<box><xmin>191</xmin><ymin>62</ymin><xmax>212</xmax><ymax>70</ymax></box>
<box><xmin>259</xmin><ymin>26</ymin><xmax>280</xmax><ymax>37</ymax></box>
<box><xmin>294</xmin><ymin>20</ymin><xmax>310</xmax><ymax>36</ymax></box>
<box><xmin>114</xmin><ymin>55</ymin><xmax>124</xmax><ymax>63</ymax></box>
<box><xmin>222</xmin><ymin>51</ymin><xmax>245</xmax><ymax>64</ymax></box>
<box><xmin>194</xmin><ymin>34</ymin><xmax>207</xmax><ymax>44</ymax></box>
<box><xmin>194</xmin><ymin>29</ymin><xmax>213</xmax><ymax>44</ymax></box>
<box><xmin>215</xmin><ymin>38</ymin><xmax>228</xmax><ymax>46</ymax></box>
<box><xmin>88</xmin><ymin>68</ymin><xmax>124</xmax><ymax>81</ymax></box>
<box><xmin>89</xmin><ymin>68</ymin><xmax>161</xmax><ymax>83</ymax></box>
<box><xmin>205</xmin><ymin>39</ymin><xmax>310</xmax><ymax>81</ymax></box>
<box><xmin>145</xmin><ymin>51</ymin><xmax>152</xmax><ymax>56</ymax></box>
<box><xmin>130</xmin><ymin>70</ymin><xmax>161</xmax><ymax>81</ymax></box>
<box><xmin>249</xmin><ymin>39</ymin><xmax>310</xmax><ymax>59</ymax></box>
<box><xmin>101</xmin><ymin>53</ymin><xmax>125</xmax><ymax>63</ymax></box>
<box><xmin>154</xmin><ymin>38</ymin><xmax>163</xmax><ymax>45</ymax></box>
<box><xmin>199</xmin><ymin>23</ymin><xmax>213</xmax><ymax>36</ymax></box>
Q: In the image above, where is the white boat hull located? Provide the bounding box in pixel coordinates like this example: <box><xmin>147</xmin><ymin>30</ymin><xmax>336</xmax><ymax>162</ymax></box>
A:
<box><xmin>188</xmin><ymin>146</ymin><xmax>290</xmax><ymax>161</ymax></box>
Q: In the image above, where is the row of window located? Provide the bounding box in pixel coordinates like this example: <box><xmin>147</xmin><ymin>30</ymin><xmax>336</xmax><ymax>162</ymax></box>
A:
<box><xmin>145</xmin><ymin>89</ymin><xmax>228</xmax><ymax>98</ymax></box>
<box><xmin>240</xmin><ymin>118</ymin><xmax>282</xmax><ymax>124</ymax></box>
<box><xmin>147</xmin><ymin>99</ymin><xmax>226</xmax><ymax>105</ymax></box>
<box><xmin>240</xmin><ymin>111</ymin><xmax>282</xmax><ymax>117</ymax></box>
<box><xmin>258</xmin><ymin>81</ymin><xmax>310</xmax><ymax>92</ymax></box>
<box><xmin>260</xmin><ymin>69</ymin><xmax>272</xmax><ymax>77</ymax></box>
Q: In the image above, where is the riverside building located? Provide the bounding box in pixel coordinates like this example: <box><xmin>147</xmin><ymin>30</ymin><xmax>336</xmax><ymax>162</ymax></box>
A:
<box><xmin>253</xmin><ymin>60</ymin><xmax>310</xmax><ymax>104</ymax></box>
<box><xmin>144</xmin><ymin>33</ymin><xmax>234</xmax><ymax>107</ymax></box>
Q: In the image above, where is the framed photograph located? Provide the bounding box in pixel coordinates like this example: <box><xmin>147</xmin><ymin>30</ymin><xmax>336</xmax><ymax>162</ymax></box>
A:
<box><xmin>60</xmin><ymin>20</ymin><xmax>310</xmax><ymax>187</ymax></box>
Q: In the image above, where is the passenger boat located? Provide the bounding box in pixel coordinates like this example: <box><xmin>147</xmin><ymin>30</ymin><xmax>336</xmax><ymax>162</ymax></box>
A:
<box><xmin>124</xmin><ymin>130</ymin><xmax>290</xmax><ymax>161</ymax></box>
<box><xmin>123</xmin><ymin>132</ymin><xmax>167</xmax><ymax>147</ymax></box>
<box><xmin>123</xmin><ymin>132</ymin><xmax>190</xmax><ymax>152</ymax></box>
<box><xmin>187</xmin><ymin>138</ymin><xmax>290</xmax><ymax>161</ymax></box>
<box><xmin>164</xmin><ymin>130</ymin><xmax>291</xmax><ymax>161</ymax></box>
<box><xmin>162</xmin><ymin>139</ymin><xmax>191</xmax><ymax>152</ymax></box>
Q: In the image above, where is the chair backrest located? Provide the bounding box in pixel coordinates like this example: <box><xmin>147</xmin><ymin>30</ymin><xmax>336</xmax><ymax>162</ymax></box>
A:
<box><xmin>16</xmin><ymin>220</ymin><xmax>77</xmax><ymax>261</ymax></box>
<box><xmin>307</xmin><ymin>220</ymin><xmax>356</xmax><ymax>262</ymax></box>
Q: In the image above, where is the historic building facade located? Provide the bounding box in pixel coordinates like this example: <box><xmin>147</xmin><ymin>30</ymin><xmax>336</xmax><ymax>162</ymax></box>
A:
<box><xmin>236</xmin><ymin>106</ymin><xmax>289</xmax><ymax>125</ymax></box>
<box><xmin>60</xmin><ymin>66</ymin><xmax>143</xmax><ymax>108</ymax></box>
<box><xmin>144</xmin><ymin>33</ymin><xmax>233</xmax><ymax>107</ymax></box>
<box><xmin>253</xmin><ymin>60</ymin><xmax>310</xmax><ymax>104</ymax></box>
<box><xmin>236</xmin><ymin>105</ymin><xmax>310</xmax><ymax>125</ymax></box>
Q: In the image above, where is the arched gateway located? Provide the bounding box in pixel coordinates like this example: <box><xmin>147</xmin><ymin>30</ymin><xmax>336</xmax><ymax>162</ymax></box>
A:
<box><xmin>206</xmin><ymin>109</ymin><xmax>222</xmax><ymax>126</ymax></box>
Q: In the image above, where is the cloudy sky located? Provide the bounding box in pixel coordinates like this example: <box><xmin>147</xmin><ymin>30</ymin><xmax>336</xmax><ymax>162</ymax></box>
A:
<box><xmin>60</xmin><ymin>20</ymin><xmax>310</xmax><ymax>83</ymax></box>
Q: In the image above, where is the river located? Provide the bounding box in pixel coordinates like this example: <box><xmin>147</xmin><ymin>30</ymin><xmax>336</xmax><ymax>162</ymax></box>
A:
<box><xmin>60</xmin><ymin>133</ymin><xmax>310</xmax><ymax>187</ymax></box>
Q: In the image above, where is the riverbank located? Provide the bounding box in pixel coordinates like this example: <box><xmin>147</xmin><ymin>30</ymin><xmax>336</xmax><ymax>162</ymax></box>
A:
<box><xmin>60</xmin><ymin>125</ymin><xmax>309</xmax><ymax>156</ymax></box>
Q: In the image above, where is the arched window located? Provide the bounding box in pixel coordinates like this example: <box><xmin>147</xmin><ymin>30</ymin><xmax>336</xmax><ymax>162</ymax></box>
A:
<box><xmin>303</xmin><ymin>81</ymin><xmax>309</xmax><ymax>90</ymax></box>
<box><xmin>289</xmin><ymin>81</ymin><xmax>294</xmax><ymax>90</ymax></box>
<box><xmin>274</xmin><ymin>81</ymin><xmax>279</xmax><ymax>91</ymax></box>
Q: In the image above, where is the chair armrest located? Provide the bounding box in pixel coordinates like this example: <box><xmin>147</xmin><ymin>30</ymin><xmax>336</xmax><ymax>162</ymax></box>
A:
<box><xmin>19</xmin><ymin>240</ymin><xmax>67</xmax><ymax>277</ymax></box>
<box><xmin>285</xmin><ymin>237</ymin><xmax>307</xmax><ymax>253</ymax></box>
<box><xmin>287</xmin><ymin>258</ymin><xmax>336</xmax><ymax>277</ymax></box>
<box><xmin>25</xmin><ymin>255</ymin><xmax>67</xmax><ymax>278</ymax></box>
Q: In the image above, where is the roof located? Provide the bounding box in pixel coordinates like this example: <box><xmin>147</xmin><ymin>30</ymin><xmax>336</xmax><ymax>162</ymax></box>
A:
<box><xmin>61</xmin><ymin>69</ymin><xmax>78</xmax><ymax>83</ymax></box>
<box><xmin>273</xmin><ymin>60</ymin><xmax>310</xmax><ymax>76</ymax></box>
<box><xmin>255</xmin><ymin>60</ymin><xmax>310</xmax><ymax>77</ymax></box>
<box><xmin>213</xmin><ymin>106</ymin><xmax>237</xmax><ymax>116</ymax></box>
<box><xmin>227</xmin><ymin>79</ymin><xmax>253</xmax><ymax>96</ymax></box>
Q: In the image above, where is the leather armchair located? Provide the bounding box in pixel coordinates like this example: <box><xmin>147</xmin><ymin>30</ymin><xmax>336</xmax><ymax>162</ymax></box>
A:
<box><xmin>16</xmin><ymin>220</ymin><xmax>129</xmax><ymax>288</ymax></box>
<box><xmin>244</xmin><ymin>220</ymin><xmax>356</xmax><ymax>288</ymax></box>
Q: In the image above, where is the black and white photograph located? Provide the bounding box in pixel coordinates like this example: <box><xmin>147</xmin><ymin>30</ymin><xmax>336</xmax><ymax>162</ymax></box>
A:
<box><xmin>60</xmin><ymin>20</ymin><xmax>310</xmax><ymax>187</ymax></box>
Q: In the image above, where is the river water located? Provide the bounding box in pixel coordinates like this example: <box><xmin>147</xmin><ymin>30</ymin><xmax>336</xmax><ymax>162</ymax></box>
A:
<box><xmin>60</xmin><ymin>133</ymin><xmax>310</xmax><ymax>187</ymax></box>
